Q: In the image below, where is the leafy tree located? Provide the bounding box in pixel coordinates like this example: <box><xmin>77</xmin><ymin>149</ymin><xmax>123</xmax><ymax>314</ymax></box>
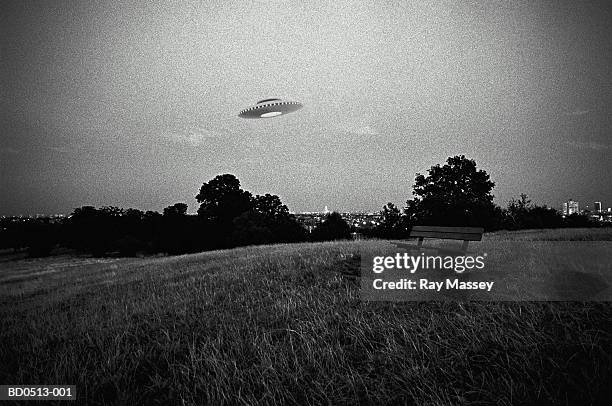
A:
<box><xmin>144</xmin><ymin>210</ymin><xmax>162</xmax><ymax>219</ymax></box>
<box><xmin>67</xmin><ymin>206</ymin><xmax>105</xmax><ymax>255</ymax></box>
<box><xmin>529</xmin><ymin>206</ymin><xmax>563</xmax><ymax>228</ymax></box>
<box><xmin>563</xmin><ymin>213</ymin><xmax>592</xmax><ymax>228</ymax></box>
<box><xmin>311</xmin><ymin>212</ymin><xmax>351</xmax><ymax>241</ymax></box>
<box><xmin>405</xmin><ymin>155</ymin><xmax>499</xmax><ymax>229</ymax></box>
<box><xmin>231</xmin><ymin>211</ymin><xmax>274</xmax><ymax>246</ymax></box>
<box><xmin>159</xmin><ymin>203</ymin><xmax>191</xmax><ymax>254</ymax></box>
<box><xmin>125</xmin><ymin>208</ymin><xmax>145</xmax><ymax>220</ymax></box>
<box><xmin>196</xmin><ymin>174</ymin><xmax>253</xmax><ymax>223</ymax></box>
<box><xmin>163</xmin><ymin>203</ymin><xmax>188</xmax><ymax>217</ymax></box>
<box><xmin>115</xmin><ymin>234</ymin><xmax>145</xmax><ymax>257</ymax></box>
<box><xmin>253</xmin><ymin>194</ymin><xmax>290</xmax><ymax>218</ymax></box>
<box><xmin>272</xmin><ymin>215</ymin><xmax>308</xmax><ymax>243</ymax></box>
<box><xmin>26</xmin><ymin>220</ymin><xmax>58</xmax><ymax>257</ymax></box>
<box><xmin>506</xmin><ymin>194</ymin><xmax>530</xmax><ymax>221</ymax></box>
<box><xmin>231</xmin><ymin>193</ymin><xmax>305</xmax><ymax>246</ymax></box>
<box><xmin>504</xmin><ymin>194</ymin><xmax>563</xmax><ymax>229</ymax></box>
<box><xmin>100</xmin><ymin>206</ymin><xmax>124</xmax><ymax>217</ymax></box>
<box><xmin>377</xmin><ymin>202</ymin><xmax>408</xmax><ymax>238</ymax></box>
<box><xmin>71</xmin><ymin>206</ymin><xmax>98</xmax><ymax>219</ymax></box>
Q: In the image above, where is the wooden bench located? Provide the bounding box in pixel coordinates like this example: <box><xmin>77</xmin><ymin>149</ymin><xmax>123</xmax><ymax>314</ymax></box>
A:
<box><xmin>405</xmin><ymin>226</ymin><xmax>484</xmax><ymax>253</ymax></box>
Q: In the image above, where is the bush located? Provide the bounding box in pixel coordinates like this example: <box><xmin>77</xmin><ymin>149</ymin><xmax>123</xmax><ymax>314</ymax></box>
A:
<box><xmin>311</xmin><ymin>212</ymin><xmax>351</xmax><ymax>241</ymax></box>
<box><xmin>116</xmin><ymin>235</ymin><xmax>146</xmax><ymax>257</ymax></box>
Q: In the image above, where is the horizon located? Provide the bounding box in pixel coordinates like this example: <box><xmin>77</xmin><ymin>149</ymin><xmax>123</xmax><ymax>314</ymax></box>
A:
<box><xmin>3</xmin><ymin>192</ymin><xmax>610</xmax><ymax>218</ymax></box>
<box><xmin>1</xmin><ymin>168</ymin><xmax>610</xmax><ymax>216</ymax></box>
<box><xmin>2</xmin><ymin>0</ymin><xmax>611</xmax><ymax>216</ymax></box>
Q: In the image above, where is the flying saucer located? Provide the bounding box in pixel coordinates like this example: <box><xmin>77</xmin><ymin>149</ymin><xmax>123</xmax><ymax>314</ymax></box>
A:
<box><xmin>238</xmin><ymin>98</ymin><xmax>303</xmax><ymax>119</ymax></box>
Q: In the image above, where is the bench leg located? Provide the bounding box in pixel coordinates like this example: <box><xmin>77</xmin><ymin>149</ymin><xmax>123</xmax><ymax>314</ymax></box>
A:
<box><xmin>417</xmin><ymin>237</ymin><xmax>424</xmax><ymax>249</ymax></box>
<box><xmin>461</xmin><ymin>240</ymin><xmax>469</xmax><ymax>252</ymax></box>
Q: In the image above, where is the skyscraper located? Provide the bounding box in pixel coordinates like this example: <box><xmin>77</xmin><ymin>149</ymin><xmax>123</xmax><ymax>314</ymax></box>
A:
<box><xmin>594</xmin><ymin>202</ymin><xmax>602</xmax><ymax>213</ymax></box>
<box><xmin>563</xmin><ymin>199</ymin><xmax>579</xmax><ymax>216</ymax></box>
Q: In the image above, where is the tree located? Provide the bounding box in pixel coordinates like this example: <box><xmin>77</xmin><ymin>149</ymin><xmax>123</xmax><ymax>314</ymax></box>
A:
<box><xmin>163</xmin><ymin>203</ymin><xmax>188</xmax><ymax>217</ymax></box>
<box><xmin>99</xmin><ymin>206</ymin><xmax>124</xmax><ymax>217</ymax></box>
<box><xmin>376</xmin><ymin>202</ymin><xmax>408</xmax><ymax>238</ymax></box>
<box><xmin>159</xmin><ymin>203</ymin><xmax>192</xmax><ymax>254</ymax></box>
<box><xmin>253</xmin><ymin>194</ymin><xmax>290</xmax><ymax>218</ymax></box>
<box><xmin>125</xmin><ymin>208</ymin><xmax>145</xmax><ymax>220</ymax></box>
<box><xmin>26</xmin><ymin>220</ymin><xmax>58</xmax><ymax>257</ymax></box>
<box><xmin>230</xmin><ymin>193</ymin><xmax>306</xmax><ymax>246</ymax></box>
<box><xmin>503</xmin><ymin>194</ymin><xmax>564</xmax><ymax>230</ymax></box>
<box><xmin>311</xmin><ymin>212</ymin><xmax>351</xmax><ymax>241</ymax></box>
<box><xmin>195</xmin><ymin>174</ymin><xmax>253</xmax><ymax>223</ymax></box>
<box><xmin>231</xmin><ymin>211</ymin><xmax>274</xmax><ymax>246</ymax></box>
<box><xmin>67</xmin><ymin>206</ymin><xmax>106</xmax><ymax>255</ymax></box>
<box><xmin>529</xmin><ymin>205</ymin><xmax>563</xmax><ymax>228</ymax></box>
<box><xmin>564</xmin><ymin>213</ymin><xmax>592</xmax><ymax>228</ymax></box>
<box><xmin>405</xmin><ymin>155</ymin><xmax>499</xmax><ymax>229</ymax></box>
<box><xmin>506</xmin><ymin>193</ymin><xmax>531</xmax><ymax>224</ymax></box>
<box><xmin>71</xmin><ymin>206</ymin><xmax>99</xmax><ymax>218</ymax></box>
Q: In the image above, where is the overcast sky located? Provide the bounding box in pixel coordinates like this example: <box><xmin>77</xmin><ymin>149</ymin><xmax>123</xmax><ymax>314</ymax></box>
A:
<box><xmin>2</xmin><ymin>0</ymin><xmax>611</xmax><ymax>215</ymax></box>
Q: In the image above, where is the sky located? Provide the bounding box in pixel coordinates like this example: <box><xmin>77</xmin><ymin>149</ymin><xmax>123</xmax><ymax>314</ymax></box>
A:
<box><xmin>1</xmin><ymin>0</ymin><xmax>611</xmax><ymax>215</ymax></box>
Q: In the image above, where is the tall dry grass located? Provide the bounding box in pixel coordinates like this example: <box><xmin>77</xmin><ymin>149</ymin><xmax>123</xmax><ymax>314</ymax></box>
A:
<box><xmin>1</xmin><ymin>230</ymin><xmax>611</xmax><ymax>405</ymax></box>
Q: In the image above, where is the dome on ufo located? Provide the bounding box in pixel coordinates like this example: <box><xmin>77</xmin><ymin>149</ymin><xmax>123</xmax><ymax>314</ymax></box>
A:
<box><xmin>238</xmin><ymin>98</ymin><xmax>303</xmax><ymax>118</ymax></box>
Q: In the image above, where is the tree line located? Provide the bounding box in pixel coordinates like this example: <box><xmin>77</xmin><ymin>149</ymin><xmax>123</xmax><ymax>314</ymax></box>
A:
<box><xmin>0</xmin><ymin>156</ymin><xmax>599</xmax><ymax>257</ymax></box>
<box><xmin>0</xmin><ymin>174</ymin><xmax>352</xmax><ymax>257</ymax></box>
<box><xmin>370</xmin><ymin>155</ymin><xmax>595</xmax><ymax>239</ymax></box>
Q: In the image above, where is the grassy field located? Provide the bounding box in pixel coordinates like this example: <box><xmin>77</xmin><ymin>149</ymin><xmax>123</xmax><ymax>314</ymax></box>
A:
<box><xmin>1</xmin><ymin>228</ymin><xmax>611</xmax><ymax>405</ymax></box>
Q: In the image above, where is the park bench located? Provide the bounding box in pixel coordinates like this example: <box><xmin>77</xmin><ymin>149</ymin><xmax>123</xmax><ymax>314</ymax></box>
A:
<box><xmin>397</xmin><ymin>226</ymin><xmax>484</xmax><ymax>253</ymax></box>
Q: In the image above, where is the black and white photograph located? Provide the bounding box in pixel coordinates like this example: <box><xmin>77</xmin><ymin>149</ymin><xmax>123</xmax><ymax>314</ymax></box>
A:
<box><xmin>1</xmin><ymin>1</ymin><xmax>611</xmax><ymax>404</ymax></box>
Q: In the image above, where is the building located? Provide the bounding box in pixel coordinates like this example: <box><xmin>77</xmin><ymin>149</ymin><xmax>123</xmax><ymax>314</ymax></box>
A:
<box><xmin>562</xmin><ymin>199</ymin><xmax>579</xmax><ymax>216</ymax></box>
<box><xmin>594</xmin><ymin>201</ymin><xmax>602</xmax><ymax>213</ymax></box>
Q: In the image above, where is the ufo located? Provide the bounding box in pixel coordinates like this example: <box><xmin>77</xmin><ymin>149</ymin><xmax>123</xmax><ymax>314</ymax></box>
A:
<box><xmin>238</xmin><ymin>98</ymin><xmax>303</xmax><ymax>119</ymax></box>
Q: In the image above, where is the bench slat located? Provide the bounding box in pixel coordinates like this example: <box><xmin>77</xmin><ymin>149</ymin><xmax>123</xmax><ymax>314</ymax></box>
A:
<box><xmin>410</xmin><ymin>231</ymin><xmax>483</xmax><ymax>241</ymax></box>
<box><xmin>411</xmin><ymin>226</ymin><xmax>484</xmax><ymax>234</ymax></box>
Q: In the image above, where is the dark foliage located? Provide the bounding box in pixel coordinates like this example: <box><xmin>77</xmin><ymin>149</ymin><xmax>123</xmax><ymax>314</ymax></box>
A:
<box><xmin>231</xmin><ymin>211</ymin><xmax>275</xmax><ymax>246</ymax></box>
<box><xmin>231</xmin><ymin>194</ymin><xmax>307</xmax><ymax>246</ymax></box>
<box><xmin>163</xmin><ymin>203</ymin><xmax>188</xmax><ymax>217</ymax></box>
<box><xmin>196</xmin><ymin>174</ymin><xmax>253</xmax><ymax>223</ymax></box>
<box><xmin>405</xmin><ymin>155</ymin><xmax>500</xmax><ymax>230</ymax></box>
<box><xmin>26</xmin><ymin>221</ymin><xmax>60</xmax><ymax>257</ymax></box>
<box><xmin>563</xmin><ymin>213</ymin><xmax>593</xmax><ymax>228</ymax></box>
<box><xmin>0</xmin><ymin>166</ymin><xmax>604</xmax><ymax>254</ymax></box>
<box><xmin>373</xmin><ymin>203</ymin><xmax>410</xmax><ymax>238</ymax></box>
<box><xmin>372</xmin><ymin>158</ymin><xmax>601</xmax><ymax>239</ymax></box>
<box><xmin>504</xmin><ymin>194</ymin><xmax>564</xmax><ymax>229</ymax></box>
<box><xmin>0</xmin><ymin>175</ymin><xmax>306</xmax><ymax>257</ymax></box>
<box><xmin>311</xmin><ymin>212</ymin><xmax>352</xmax><ymax>241</ymax></box>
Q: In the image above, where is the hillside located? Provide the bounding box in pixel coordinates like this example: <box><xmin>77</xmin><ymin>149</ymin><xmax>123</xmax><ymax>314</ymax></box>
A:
<box><xmin>1</xmin><ymin>230</ymin><xmax>611</xmax><ymax>405</ymax></box>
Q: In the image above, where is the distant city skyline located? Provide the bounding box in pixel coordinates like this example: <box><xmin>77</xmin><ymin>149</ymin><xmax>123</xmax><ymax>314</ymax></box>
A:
<box><xmin>563</xmin><ymin>199</ymin><xmax>580</xmax><ymax>216</ymax></box>
<box><xmin>4</xmin><ymin>196</ymin><xmax>612</xmax><ymax>218</ymax></box>
<box><xmin>2</xmin><ymin>1</ymin><xmax>611</xmax><ymax>216</ymax></box>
